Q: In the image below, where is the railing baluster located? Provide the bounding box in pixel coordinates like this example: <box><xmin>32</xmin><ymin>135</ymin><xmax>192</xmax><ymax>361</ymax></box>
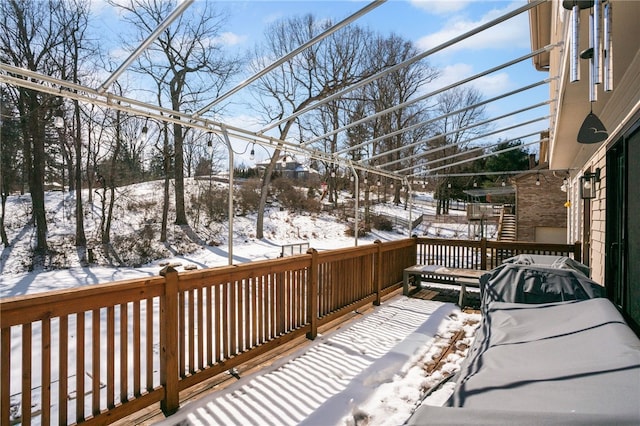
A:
<box><xmin>1</xmin><ymin>327</ymin><xmax>10</xmax><ymax>426</ymax></box>
<box><xmin>197</xmin><ymin>287</ymin><xmax>204</xmax><ymax>369</ymax></box>
<box><xmin>237</xmin><ymin>280</ymin><xmax>244</xmax><ymax>352</ymax></box>
<box><xmin>133</xmin><ymin>301</ymin><xmax>141</xmax><ymax>397</ymax></box>
<box><xmin>178</xmin><ymin>290</ymin><xmax>185</xmax><ymax>377</ymax></box>
<box><xmin>107</xmin><ymin>306</ymin><xmax>115</xmax><ymax>409</ymax></box>
<box><xmin>231</xmin><ymin>281</ymin><xmax>238</xmax><ymax>355</ymax></box>
<box><xmin>223</xmin><ymin>282</ymin><xmax>229</xmax><ymax>358</ymax></box>
<box><xmin>256</xmin><ymin>277</ymin><xmax>263</xmax><ymax>345</ymax></box>
<box><xmin>188</xmin><ymin>289</ymin><xmax>195</xmax><ymax>374</ymax></box>
<box><xmin>59</xmin><ymin>315</ymin><xmax>68</xmax><ymax>424</ymax></box>
<box><xmin>145</xmin><ymin>298</ymin><xmax>153</xmax><ymax>393</ymax></box>
<box><xmin>196</xmin><ymin>287</ymin><xmax>206</xmax><ymax>370</ymax></box>
<box><xmin>92</xmin><ymin>309</ymin><xmax>100</xmax><ymax>416</ymax></box>
<box><xmin>76</xmin><ymin>312</ymin><xmax>85</xmax><ymax>422</ymax></box>
<box><xmin>42</xmin><ymin>317</ymin><xmax>51</xmax><ymax>424</ymax></box>
<box><xmin>244</xmin><ymin>279</ymin><xmax>251</xmax><ymax>351</ymax></box>
<box><xmin>251</xmin><ymin>277</ymin><xmax>258</xmax><ymax>346</ymax></box>
<box><xmin>22</xmin><ymin>323</ymin><xmax>32</xmax><ymax>424</ymax></box>
<box><xmin>207</xmin><ymin>286</ymin><xmax>213</xmax><ymax>366</ymax></box>
<box><xmin>120</xmin><ymin>303</ymin><xmax>128</xmax><ymax>403</ymax></box>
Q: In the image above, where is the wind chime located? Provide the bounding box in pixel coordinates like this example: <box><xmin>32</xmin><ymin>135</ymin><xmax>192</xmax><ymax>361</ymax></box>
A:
<box><xmin>563</xmin><ymin>0</ymin><xmax>613</xmax><ymax>143</ymax></box>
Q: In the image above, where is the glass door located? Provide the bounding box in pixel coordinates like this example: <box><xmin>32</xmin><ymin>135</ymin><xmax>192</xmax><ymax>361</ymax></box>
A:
<box><xmin>606</xmin><ymin>123</ymin><xmax>640</xmax><ymax>333</ymax></box>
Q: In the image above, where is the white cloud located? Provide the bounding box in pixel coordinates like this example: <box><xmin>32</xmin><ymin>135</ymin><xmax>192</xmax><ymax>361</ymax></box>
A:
<box><xmin>108</xmin><ymin>46</ymin><xmax>131</xmax><ymax>63</ymax></box>
<box><xmin>214</xmin><ymin>32</ymin><xmax>248</xmax><ymax>47</ymax></box>
<box><xmin>429</xmin><ymin>63</ymin><xmax>475</xmax><ymax>90</ymax></box>
<box><xmin>262</xmin><ymin>12</ymin><xmax>284</xmax><ymax>25</ymax></box>
<box><xmin>416</xmin><ymin>2</ymin><xmax>530</xmax><ymax>53</ymax></box>
<box><xmin>409</xmin><ymin>0</ymin><xmax>471</xmax><ymax>15</ymax></box>
<box><xmin>471</xmin><ymin>72</ymin><xmax>513</xmax><ymax>97</ymax></box>
<box><xmin>421</xmin><ymin>65</ymin><xmax>514</xmax><ymax>112</ymax></box>
<box><xmin>89</xmin><ymin>0</ymin><xmax>110</xmax><ymax>15</ymax></box>
<box><xmin>224</xmin><ymin>113</ymin><xmax>265</xmax><ymax>133</ymax></box>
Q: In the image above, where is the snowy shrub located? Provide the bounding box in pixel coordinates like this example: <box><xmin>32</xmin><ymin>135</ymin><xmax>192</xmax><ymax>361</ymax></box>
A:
<box><xmin>237</xmin><ymin>179</ymin><xmax>262</xmax><ymax>214</ymax></box>
<box><xmin>372</xmin><ymin>215</ymin><xmax>393</xmax><ymax>231</ymax></box>
<box><xmin>111</xmin><ymin>224</ymin><xmax>165</xmax><ymax>267</ymax></box>
<box><xmin>345</xmin><ymin>221</ymin><xmax>370</xmax><ymax>237</ymax></box>
<box><xmin>302</xmin><ymin>196</ymin><xmax>322</xmax><ymax>213</ymax></box>
<box><xmin>307</xmin><ymin>186</ymin><xmax>317</xmax><ymax>199</ymax></box>
<box><xmin>126</xmin><ymin>199</ymin><xmax>156</xmax><ymax>212</ymax></box>
<box><xmin>272</xmin><ymin>178</ymin><xmax>306</xmax><ymax>211</ymax></box>
<box><xmin>192</xmin><ymin>187</ymin><xmax>228</xmax><ymax>221</ymax></box>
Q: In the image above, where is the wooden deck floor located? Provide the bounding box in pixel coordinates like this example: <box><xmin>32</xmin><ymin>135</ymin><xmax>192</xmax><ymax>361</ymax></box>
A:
<box><xmin>114</xmin><ymin>286</ymin><xmax>477</xmax><ymax>425</ymax></box>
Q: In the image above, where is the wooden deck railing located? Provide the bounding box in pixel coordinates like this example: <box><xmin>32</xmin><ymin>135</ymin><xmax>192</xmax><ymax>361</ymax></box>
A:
<box><xmin>415</xmin><ymin>237</ymin><xmax>582</xmax><ymax>270</ymax></box>
<box><xmin>0</xmin><ymin>237</ymin><xmax>580</xmax><ymax>425</ymax></box>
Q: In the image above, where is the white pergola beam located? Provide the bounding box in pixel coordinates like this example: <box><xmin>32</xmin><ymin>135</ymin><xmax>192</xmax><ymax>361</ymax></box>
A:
<box><xmin>97</xmin><ymin>0</ymin><xmax>194</xmax><ymax>94</ymax></box>
<box><xmin>194</xmin><ymin>0</ymin><xmax>387</xmax><ymax>118</ymax></box>
<box><xmin>259</xmin><ymin>0</ymin><xmax>547</xmax><ymax>134</ymax></box>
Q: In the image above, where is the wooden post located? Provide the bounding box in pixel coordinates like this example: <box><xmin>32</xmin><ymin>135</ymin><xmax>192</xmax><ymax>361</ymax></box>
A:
<box><xmin>374</xmin><ymin>240</ymin><xmax>382</xmax><ymax>306</ymax></box>
<box><xmin>160</xmin><ymin>266</ymin><xmax>179</xmax><ymax>416</ymax></box>
<box><xmin>306</xmin><ymin>249</ymin><xmax>318</xmax><ymax>340</ymax></box>
<box><xmin>574</xmin><ymin>241</ymin><xmax>582</xmax><ymax>263</ymax></box>
<box><xmin>480</xmin><ymin>238</ymin><xmax>488</xmax><ymax>270</ymax></box>
<box><xmin>412</xmin><ymin>234</ymin><xmax>418</xmax><ymax>265</ymax></box>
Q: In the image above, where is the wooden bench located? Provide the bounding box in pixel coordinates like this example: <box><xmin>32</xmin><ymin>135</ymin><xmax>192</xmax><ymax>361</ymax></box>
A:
<box><xmin>403</xmin><ymin>265</ymin><xmax>488</xmax><ymax>306</ymax></box>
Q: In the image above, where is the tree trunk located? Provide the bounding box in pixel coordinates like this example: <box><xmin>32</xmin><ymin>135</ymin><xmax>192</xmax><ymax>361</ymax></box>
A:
<box><xmin>173</xmin><ymin>121</ymin><xmax>187</xmax><ymax>224</ymax></box>
<box><xmin>86</xmin><ymin>126</ymin><xmax>93</xmax><ymax>204</ymax></box>
<box><xmin>161</xmin><ymin>125</ymin><xmax>170</xmax><ymax>242</ymax></box>
<box><xmin>0</xmin><ymin>127</ymin><xmax>8</xmax><ymax>246</ymax></box>
<box><xmin>256</xmin><ymin>146</ymin><xmax>282</xmax><ymax>239</ymax></box>
<box><xmin>104</xmin><ymin>185</ymin><xmax>115</xmax><ymax>244</ymax></box>
<box><xmin>26</xmin><ymin>100</ymin><xmax>48</xmax><ymax>253</ymax></box>
<box><xmin>0</xmin><ymin>193</ymin><xmax>8</xmax><ymax>246</ymax></box>
<box><xmin>74</xmin><ymin>99</ymin><xmax>86</xmax><ymax>247</ymax></box>
<box><xmin>102</xmin><ymin>110</ymin><xmax>122</xmax><ymax>244</ymax></box>
<box><xmin>364</xmin><ymin>184</ymin><xmax>370</xmax><ymax>227</ymax></box>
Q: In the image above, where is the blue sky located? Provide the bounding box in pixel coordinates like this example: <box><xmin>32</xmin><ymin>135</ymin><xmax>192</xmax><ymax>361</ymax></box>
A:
<box><xmin>92</xmin><ymin>0</ymin><xmax>550</xmax><ymax>165</ymax></box>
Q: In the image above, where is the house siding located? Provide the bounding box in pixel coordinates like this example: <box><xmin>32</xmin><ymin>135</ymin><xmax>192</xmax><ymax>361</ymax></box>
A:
<box><xmin>583</xmin><ymin>148</ymin><xmax>608</xmax><ymax>284</ymax></box>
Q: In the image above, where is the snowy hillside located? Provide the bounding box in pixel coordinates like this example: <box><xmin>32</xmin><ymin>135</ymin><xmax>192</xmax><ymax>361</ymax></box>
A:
<box><xmin>0</xmin><ymin>178</ymin><xmax>488</xmax><ymax>297</ymax></box>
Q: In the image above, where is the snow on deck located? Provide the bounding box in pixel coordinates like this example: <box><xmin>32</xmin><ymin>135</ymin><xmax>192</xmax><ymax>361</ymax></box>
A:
<box><xmin>156</xmin><ymin>296</ymin><xmax>479</xmax><ymax>426</ymax></box>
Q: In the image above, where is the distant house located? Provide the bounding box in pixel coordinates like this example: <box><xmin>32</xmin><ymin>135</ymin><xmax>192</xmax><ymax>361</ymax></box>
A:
<box><xmin>255</xmin><ymin>155</ymin><xmax>320</xmax><ymax>183</ymax></box>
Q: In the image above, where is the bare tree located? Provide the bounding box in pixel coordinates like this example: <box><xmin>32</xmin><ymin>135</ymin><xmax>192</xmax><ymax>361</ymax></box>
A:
<box><xmin>113</xmin><ymin>0</ymin><xmax>240</xmax><ymax>226</ymax></box>
<box><xmin>425</xmin><ymin>86</ymin><xmax>488</xmax><ymax>214</ymax></box>
<box><xmin>0</xmin><ymin>88</ymin><xmax>21</xmax><ymax>246</ymax></box>
<box><xmin>363</xmin><ymin>34</ymin><xmax>438</xmax><ymax>205</ymax></box>
<box><xmin>62</xmin><ymin>1</ymin><xmax>92</xmax><ymax>249</ymax></box>
<box><xmin>82</xmin><ymin>102</ymin><xmax>111</xmax><ymax>206</ymax></box>
<box><xmin>0</xmin><ymin>0</ymin><xmax>90</xmax><ymax>255</ymax></box>
<box><xmin>252</xmin><ymin>15</ymin><xmax>388</xmax><ymax>239</ymax></box>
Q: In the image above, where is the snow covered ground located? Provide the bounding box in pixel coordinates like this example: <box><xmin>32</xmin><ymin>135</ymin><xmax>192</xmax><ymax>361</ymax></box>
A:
<box><xmin>0</xmin><ymin>180</ymin><xmax>492</xmax><ymax>296</ymax></box>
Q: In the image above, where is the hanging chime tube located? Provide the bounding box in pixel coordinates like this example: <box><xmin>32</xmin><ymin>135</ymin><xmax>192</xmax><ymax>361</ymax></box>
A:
<box><xmin>593</xmin><ymin>0</ymin><xmax>602</xmax><ymax>85</ymax></box>
<box><xmin>589</xmin><ymin>11</ymin><xmax>597</xmax><ymax>102</ymax></box>
<box><xmin>570</xmin><ymin>4</ymin><xmax>580</xmax><ymax>83</ymax></box>
<box><xmin>604</xmin><ymin>0</ymin><xmax>613</xmax><ymax>92</ymax></box>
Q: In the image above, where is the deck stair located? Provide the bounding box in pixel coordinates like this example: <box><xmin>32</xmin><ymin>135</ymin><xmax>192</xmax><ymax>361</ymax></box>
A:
<box><xmin>498</xmin><ymin>213</ymin><xmax>517</xmax><ymax>241</ymax></box>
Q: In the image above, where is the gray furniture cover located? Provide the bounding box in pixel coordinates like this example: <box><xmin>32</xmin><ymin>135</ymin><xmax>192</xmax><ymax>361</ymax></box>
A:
<box><xmin>479</xmin><ymin>256</ymin><xmax>604</xmax><ymax>309</ymax></box>
<box><xmin>406</xmin><ymin>259</ymin><xmax>640</xmax><ymax>425</ymax></box>
<box><xmin>500</xmin><ymin>254</ymin><xmax>591</xmax><ymax>277</ymax></box>
<box><xmin>408</xmin><ymin>298</ymin><xmax>640</xmax><ymax>424</ymax></box>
